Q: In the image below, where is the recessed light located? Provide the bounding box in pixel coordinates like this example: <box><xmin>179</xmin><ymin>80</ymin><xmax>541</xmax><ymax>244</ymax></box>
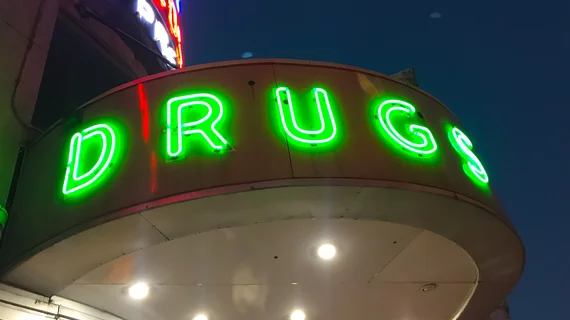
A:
<box><xmin>193</xmin><ymin>314</ymin><xmax>208</xmax><ymax>320</ymax></box>
<box><xmin>290</xmin><ymin>309</ymin><xmax>306</xmax><ymax>320</ymax></box>
<box><xmin>317</xmin><ymin>243</ymin><xmax>336</xmax><ymax>260</ymax></box>
<box><xmin>128</xmin><ymin>282</ymin><xmax>149</xmax><ymax>300</ymax></box>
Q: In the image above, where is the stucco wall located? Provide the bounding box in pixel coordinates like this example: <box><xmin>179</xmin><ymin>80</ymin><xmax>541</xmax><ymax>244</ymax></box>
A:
<box><xmin>0</xmin><ymin>0</ymin><xmax>58</xmax><ymax>207</ymax></box>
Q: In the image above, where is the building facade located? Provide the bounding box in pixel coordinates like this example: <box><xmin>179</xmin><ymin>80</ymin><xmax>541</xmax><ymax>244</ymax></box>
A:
<box><xmin>0</xmin><ymin>0</ymin><xmax>182</xmax><ymax>229</ymax></box>
<box><xmin>0</xmin><ymin>1</ymin><xmax>522</xmax><ymax>320</ymax></box>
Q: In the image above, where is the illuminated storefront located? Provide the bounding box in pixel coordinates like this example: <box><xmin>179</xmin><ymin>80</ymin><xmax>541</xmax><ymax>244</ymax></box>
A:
<box><xmin>0</xmin><ymin>60</ymin><xmax>523</xmax><ymax>320</ymax></box>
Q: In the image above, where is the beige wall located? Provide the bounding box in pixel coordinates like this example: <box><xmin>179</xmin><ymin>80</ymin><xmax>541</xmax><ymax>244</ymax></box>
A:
<box><xmin>0</xmin><ymin>0</ymin><xmax>59</xmax><ymax>207</ymax></box>
<box><xmin>0</xmin><ymin>0</ymin><xmax>155</xmax><ymax>207</ymax></box>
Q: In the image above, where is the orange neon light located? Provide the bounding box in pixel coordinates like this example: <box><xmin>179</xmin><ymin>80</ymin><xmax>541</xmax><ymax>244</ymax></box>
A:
<box><xmin>176</xmin><ymin>42</ymin><xmax>184</xmax><ymax>66</ymax></box>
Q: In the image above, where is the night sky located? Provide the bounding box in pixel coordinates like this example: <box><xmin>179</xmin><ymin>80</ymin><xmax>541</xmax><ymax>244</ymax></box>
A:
<box><xmin>182</xmin><ymin>1</ymin><xmax>569</xmax><ymax>318</ymax></box>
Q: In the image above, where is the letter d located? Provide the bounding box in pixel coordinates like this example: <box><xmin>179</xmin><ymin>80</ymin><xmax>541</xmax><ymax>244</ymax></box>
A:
<box><xmin>62</xmin><ymin>123</ymin><xmax>117</xmax><ymax>195</ymax></box>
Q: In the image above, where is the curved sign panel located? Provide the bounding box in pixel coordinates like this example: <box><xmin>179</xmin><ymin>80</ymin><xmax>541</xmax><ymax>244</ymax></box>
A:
<box><xmin>0</xmin><ymin>60</ymin><xmax>506</xmax><ymax>271</ymax></box>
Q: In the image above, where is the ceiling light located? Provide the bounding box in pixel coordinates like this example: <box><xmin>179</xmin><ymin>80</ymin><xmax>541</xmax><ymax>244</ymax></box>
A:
<box><xmin>193</xmin><ymin>314</ymin><xmax>208</xmax><ymax>320</ymax></box>
<box><xmin>290</xmin><ymin>309</ymin><xmax>306</xmax><ymax>320</ymax></box>
<box><xmin>128</xmin><ymin>282</ymin><xmax>149</xmax><ymax>300</ymax></box>
<box><xmin>317</xmin><ymin>243</ymin><xmax>336</xmax><ymax>260</ymax></box>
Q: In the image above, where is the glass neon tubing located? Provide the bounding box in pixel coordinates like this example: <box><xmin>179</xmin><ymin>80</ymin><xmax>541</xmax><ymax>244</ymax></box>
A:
<box><xmin>275</xmin><ymin>87</ymin><xmax>337</xmax><ymax>144</ymax></box>
<box><xmin>72</xmin><ymin>131</ymin><xmax>107</xmax><ymax>181</ymax></box>
<box><xmin>167</xmin><ymin>93</ymin><xmax>227</xmax><ymax>157</ymax></box>
<box><xmin>377</xmin><ymin>100</ymin><xmax>437</xmax><ymax>155</ymax></box>
<box><xmin>63</xmin><ymin>124</ymin><xmax>116</xmax><ymax>195</ymax></box>
<box><xmin>451</xmin><ymin>127</ymin><xmax>489</xmax><ymax>183</ymax></box>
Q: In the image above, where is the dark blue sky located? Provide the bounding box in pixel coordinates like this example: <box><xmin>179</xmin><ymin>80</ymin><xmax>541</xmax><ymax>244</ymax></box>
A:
<box><xmin>182</xmin><ymin>1</ymin><xmax>570</xmax><ymax>318</ymax></box>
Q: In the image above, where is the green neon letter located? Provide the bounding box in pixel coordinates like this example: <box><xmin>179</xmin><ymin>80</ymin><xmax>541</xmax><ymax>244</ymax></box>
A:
<box><xmin>449</xmin><ymin>127</ymin><xmax>489</xmax><ymax>184</ymax></box>
<box><xmin>377</xmin><ymin>99</ymin><xmax>437</xmax><ymax>155</ymax></box>
<box><xmin>62</xmin><ymin>123</ymin><xmax>117</xmax><ymax>195</ymax></box>
<box><xmin>275</xmin><ymin>87</ymin><xmax>337</xmax><ymax>144</ymax></box>
<box><xmin>167</xmin><ymin>93</ymin><xmax>228</xmax><ymax>157</ymax></box>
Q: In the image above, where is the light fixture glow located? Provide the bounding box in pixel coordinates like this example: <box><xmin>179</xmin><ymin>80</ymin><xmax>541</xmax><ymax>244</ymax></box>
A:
<box><xmin>376</xmin><ymin>99</ymin><xmax>438</xmax><ymax>156</ymax></box>
<box><xmin>192</xmin><ymin>314</ymin><xmax>208</xmax><ymax>320</ymax></box>
<box><xmin>166</xmin><ymin>93</ymin><xmax>229</xmax><ymax>158</ymax></box>
<box><xmin>449</xmin><ymin>127</ymin><xmax>489</xmax><ymax>184</ymax></box>
<box><xmin>275</xmin><ymin>87</ymin><xmax>338</xmax><ymax>145</ymax></box>
<box><xmin>290</xmin><ymin>309</ymin><xmax>306</xmax><ymax>320</ymax></box>
<box><xmin>137</xmin><ymin>0</ymin><xmax>155</xmax><ymax>23</ymax></box>
<box><xmin>317</xmin><ymin>244</ymin><xmax>336</xmax><ymax>260</ymax></box>
<box><xmin>128</xmin><ymin>282</ymin><xmax>149</xmax><ymax>300</ymax></box>
<box><xmin>153</xmin><ymin>21</ymin><xmax>177</xmax><ymax>65</ymax></box>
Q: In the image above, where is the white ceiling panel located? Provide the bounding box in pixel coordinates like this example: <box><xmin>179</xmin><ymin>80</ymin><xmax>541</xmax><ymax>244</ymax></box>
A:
<box><xmin>373</xmin><ymin>230</ymin><xmax>477</xmax><ymax>283</ymax></box>
<box><xmin>142</xmin><ymin>186</ymin><xmax>362</xmax><ymax>240</ymax></box>
<box><xmin>59</xmin><ymin>282</ymin><xmax>474</xmax><ymax>320</ymax></box>
<box><xmin>57</xmin><ymin>219</ymin><xmax>476</xmax><ymax>320</ymax></box>
<box><xmin>2</xmin><ymin>214</ymin><xmax>167</xmax><ymax>295</ymax></box>
<box><xmin>75</xmin><ymin>219</ymin><xmax>423</xmax><ymax>286</ymax></box>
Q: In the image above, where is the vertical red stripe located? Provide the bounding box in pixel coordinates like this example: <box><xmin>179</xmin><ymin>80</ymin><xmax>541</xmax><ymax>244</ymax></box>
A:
<box><xmin>151</xmin><ymin>152</ymin><xmax>157</xmax><ymax>193</ymax></box>
<box><xmin>137</xmin><ymin>83</ymin><xmax>150</xmax><ymax>143</ymax></box>
<box><xmin>138</xmin><ymin>83</ymin><xmax>155</xmax><ymax>193</ymax></box>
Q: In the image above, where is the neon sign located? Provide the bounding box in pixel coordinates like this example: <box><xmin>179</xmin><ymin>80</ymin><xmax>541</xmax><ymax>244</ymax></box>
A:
<box><xmin>166</xmin><ymin>93</ymin><xmax>229</xmax><ymax>158</ymax></box>
<box><xmin>62</xmin><ymin>124</ymin><xmax>117</xmax><ymax>195</ymax></box>
<box><xmin>376</xmin><ymin>99</ymin><xmax>438</xmax><ymax>156</ymax></box>
<box><xmin>448</xmin><ymin>127</ymin><xmax>489</xmax><ymax>184</ymax></box>
<box><xmin>61</xmin><ymin>87</ymin><xmax>489</xmax><ymax>197</ymax></box>
<box><xmin>275</xmin><ymin>87</ymin><xmax>338</xmax><ymax>145</ymax></box>
<box><xmin>136</xmin><ymin>0</ymin><xmax>184</xmax><ymax>67</ymax></box>
<box><xmin>153</xmin><ymin>0</ymin><xmax>183</xmax><ymax>67</ymax></box>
